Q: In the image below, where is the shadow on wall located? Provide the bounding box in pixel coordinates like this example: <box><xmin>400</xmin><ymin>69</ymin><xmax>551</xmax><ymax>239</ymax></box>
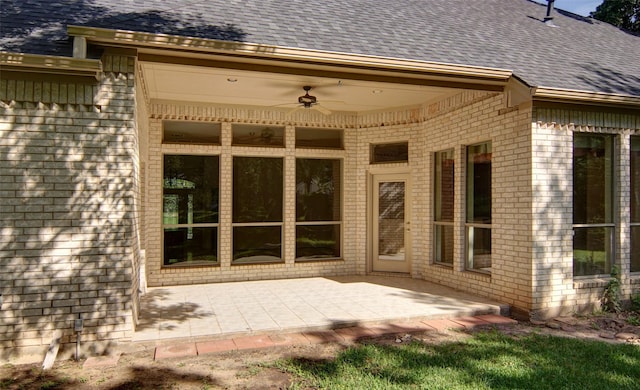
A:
<box><xmin>0</xmin><ymin>0</ymin><xmax>247</xmax><ymax>56</ymax></box>
<box><xmin>531</xmin><ymin>137</ymin><xmax>575</xmax><ymax>318</ymax></box>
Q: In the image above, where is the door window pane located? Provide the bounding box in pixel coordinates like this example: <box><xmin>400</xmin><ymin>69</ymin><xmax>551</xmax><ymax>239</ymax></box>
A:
<box><xmin>378</xmin><ymin>181</ymin><xmax>406</xmax><ymax>261</ymax></box>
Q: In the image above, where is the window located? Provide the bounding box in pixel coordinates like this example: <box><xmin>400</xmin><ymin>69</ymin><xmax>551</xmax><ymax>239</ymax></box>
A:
<box><xmin>466</xmin><ymin>142</ymin><xmax>491</xmax><ymax>272</ymax></box>
<box><xmin>163</xmin><ymin>155</ymin><xmax>219</xmax><ymax>266</ymax></box>
<box><xmin>296</xmin><ymin>127</ymin><xmax>343</xmax><ymax>149</ymax></box>
<box><xmin>434</xmin><ymin>150</ymin><xmax>455</xmax><ymax>265</ymax></box>
<box><xmin>370</xmin><ymin>142</ymin><xmax>409</xmax><ymax>164</ymax></box>
<box><xmin>296</xmin><ymin>158</ymin><xmax>342</xmax><ymax>259</ymax></box>
<box><xmin>163</xmin><ymin>121</ymin><xmax>220</xmax><ymax>144</ymax></box>
<box><xmin>232</xmin><ymin>124</ymin><xmax>284</xmax><ymax>147</ymax></box>
<box><xmin>573</xmin><ymin>134</ymin><xmax>614</xmax><ymax>277</ymax></box>
<box><xmin>631</xmin><ymin>136</ymin><xmax>640</xmax><ymax>272</ymax></box>
<box><xmin>232</xmin><ymin>157</ymin><xmax>283</xmax><ymax>263</ymax></box>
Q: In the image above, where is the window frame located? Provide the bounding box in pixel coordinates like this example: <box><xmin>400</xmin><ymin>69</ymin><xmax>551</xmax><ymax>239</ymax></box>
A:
<box><xmin>231</xmin><ymin>155</ymin><xmax>285</xmax><ymax>264</ymax></box>
<box><xmin>630</xmin><ymin>135</ymin><xmax>640</xmax><ymax>273</ymax></box>
<box><xmin>465</xmin><ymin>141</ymin><xmax>492</xmax><ymax>274</ymax></box>
<box><xmin>572</xmin><ymin>133</ymin><xmax>616</xmax><ymax>278</ymax></box>
<box><xmin>433</xmin><ymin>149</ymin><xmax>455</xmax><ymax>266</ymax></box>
<box><xmin>295</xmin><ymin>157</ymin><xmax>344</xmax><ymax>261</ymax></box>
<box><xmin>162</xmin><ymin>154</ymin><xmax>220</xmax><ymax>267</ymax></box>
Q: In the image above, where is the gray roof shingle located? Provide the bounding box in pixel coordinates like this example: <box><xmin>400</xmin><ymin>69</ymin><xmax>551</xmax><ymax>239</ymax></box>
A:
<box><xmin>2</xmin><ymin>0</ymin><xmax>639</xmax><ymax>95</ymax></box>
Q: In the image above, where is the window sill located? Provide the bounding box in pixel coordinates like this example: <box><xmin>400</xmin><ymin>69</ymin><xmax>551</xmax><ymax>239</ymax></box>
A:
<box><xmin>162</xmin><ymin>262</ymin><xmax>219</xmax><ymax>269</ymax></box>
<box><xmin>295</xmin><ymin>257</ymin><xmax>343</xmax><ymax>263</ymax></box>
<box><xmin>463</xmin><ymin>268</ymin><xmax>491</xmax><ymax>277</ymax></box>
<box><xmin>573</xmin><ymin>278</ymin><xmax>610</xmax><ymax>289</ymax></box>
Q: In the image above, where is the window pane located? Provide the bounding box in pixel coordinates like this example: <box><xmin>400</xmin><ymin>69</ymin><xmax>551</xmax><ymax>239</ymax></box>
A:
<box><xmin>163</xmin><ymin>121</ymin><xmax>220</xmax><ymax>144</ymax></box>
<box><xmin>573</xmin><ymin>227</ymin><xmax>612</xmax><ymax>276</ymax></box>
<box><xmin>232</xmin><ymin>124</ymin><xmax>284</xmax><ymax>147</ymax></box>
<box><xmin>296</xmin><ymin>159</ymin><xmax>341</xmax><ymax>222</ymax></box>
<box><xmin>632</xmin><ymin>226</ymin><xmax>640</xmax><ymax>273</ymax></box>
<box><xmin>466</xmin><ymin>143</ymin><xmax>492</xmax><ymax>224</ymax></box>
<box><xmin>296</xmin><ymin>225</ymin><xmax>340</xmax><ymax>259</ymax></box>
<box><xmin>632</xmin><ymin>136</ymin><xmax>640</xmax><ymax>223</ymax></box>
<box><xmin>435</xmin><ymin>224</ymin><xmax>454</xmax><ymax>265</ymax></box>
<box><xmin>233</xmin><ymin>157</ymin><xmax>283</xmax><ymax>222</ymax></box>
<box><xmin>435</xmin><ymin>150</ymin><xmax>455</xmax><ymax>222</ymax></box>
<box><xmin>296</xmin><ymin>127</ymin><xmax>343</xmax><ymax>149</ymax></box>
<box><xmin>467</xmin><ymin>227</ymin><xmax>491</xmax><ymax>271</ymax></box>
<box><xmin>163</xmin><ymin>155</ymin><xmax>219</xmax><ymax>224</ymax></box>
<box><xmin>164</xmin><ymin>227</ymin><xmax>217</xmax><ymax>266</ymax></box>
<box><xmin>233</xmin><ymin>226</ymin><xmax>282</xmax><ymax>263</ymax></box>
<box><xmin>573</xmin><ymin>134</ymin><xmax>613</xmax><ymax>224</ymax></box>
<box><xmin>371</xmin><ymin>142</ymin><xmax>408</xmax><ymax>163</ymax></box>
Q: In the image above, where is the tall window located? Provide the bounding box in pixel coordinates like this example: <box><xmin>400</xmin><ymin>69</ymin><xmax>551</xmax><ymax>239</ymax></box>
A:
<box><xmin>296</xmin><ymin>159</ymin><xmax>342</xmax><ymax>259</ymax></box>
<box><xmin>434</xmin><ymin>150</ymin><xmax>455</xmax><ymax>265</ymax></box>
<box><xmin>466</xmin><ymin>142</ymin><xmax>491</xmax><ymax>272</ymax></box>
<box><xmin>631</xmin><ymin>136</ymin><xmax>640</xmax><ymax>272</ymax></box>
<box><xmin>573</xmin><ymin>134</ymin><xmax>614</xmax><ymax>277</ymax></box>
<box><xmin>163</xmin><ymin>155</ymin><xmax>219</xmax><ymax>266</ymax></box>
<box><xmin>233</xmin><ymin>157</ymin><xmax>283</xmax><ymax>263</ymax></box>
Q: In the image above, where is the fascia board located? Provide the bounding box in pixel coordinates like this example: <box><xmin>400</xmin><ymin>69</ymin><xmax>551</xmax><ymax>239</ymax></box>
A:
<box><xmin>0</xmin><ymin>52</ymin><xmax>102</xmax><ymax>79</ymax></box>
<box><xmin>533</xmin><ymin>86</ymin><xmax>640</xmax><ymax>108</ymax></box>
<box><xmin>67</xmin><ymin>25</ymin><xmax>512</xmax><ymax>85</ymax></box>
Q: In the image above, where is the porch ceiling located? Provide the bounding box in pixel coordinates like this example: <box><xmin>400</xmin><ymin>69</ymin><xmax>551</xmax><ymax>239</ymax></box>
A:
<box><xmin>140</xmin><ymin>61</ymin><xmax>462</xmax><ymax>113</ymax></box>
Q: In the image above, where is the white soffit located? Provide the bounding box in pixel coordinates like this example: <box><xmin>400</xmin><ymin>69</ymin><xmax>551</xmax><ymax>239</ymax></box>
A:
<box><xmin>140</xmin><ymin>62</ymin><xmax>460</xmax><ymax>113</ymax></box>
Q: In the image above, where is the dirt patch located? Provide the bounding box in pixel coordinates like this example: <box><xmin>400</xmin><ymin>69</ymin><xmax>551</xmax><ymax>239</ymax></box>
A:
<box><xmin>2</xmin><ymin>314</ymin><xmax>639</xmax><ymax>389</ymax></box>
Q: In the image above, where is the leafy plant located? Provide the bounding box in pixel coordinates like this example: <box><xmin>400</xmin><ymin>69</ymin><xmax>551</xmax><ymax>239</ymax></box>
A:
<box><xmin>601</xmin><ymin>266</ymin><xmax>622</xmax><ymax>313</ymax></box>
<box><xmin>627</xmin><ymin>315</ymin><xmax>640</xmax><ymax>326</ymax></box>
<box><xmin>631</xmin><ymin>292</ymin><xmax>640</xmax><ymax>313</ymax></box>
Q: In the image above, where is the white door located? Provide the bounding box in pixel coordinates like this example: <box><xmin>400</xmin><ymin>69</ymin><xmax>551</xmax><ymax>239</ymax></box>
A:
<box><xmin>371</xmin><ymin>173</ymin><xmax>411</xmax><ymax>273</ymax></box>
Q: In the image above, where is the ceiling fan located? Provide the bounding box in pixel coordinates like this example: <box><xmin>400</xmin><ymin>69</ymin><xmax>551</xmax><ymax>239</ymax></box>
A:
<box><xmin>287</xmin><ymin>86</ymin><xmax>332</xmax><ymax>116</ymax></box>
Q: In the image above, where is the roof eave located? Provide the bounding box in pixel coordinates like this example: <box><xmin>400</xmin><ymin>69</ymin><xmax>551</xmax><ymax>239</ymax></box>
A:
<box><xmin>67</xmin><ymin>25</ymin><xmax>512</xmax><ymax>86</ymax></box>
<box><xmin>533</xmin><ymin>86</ymin><xmax>640</xmax><ymax>108</ymax></box>
<box><xmin>0</xmin><ymin>52</ymin><xmax>102</xmax><ymax>80</ymax></box>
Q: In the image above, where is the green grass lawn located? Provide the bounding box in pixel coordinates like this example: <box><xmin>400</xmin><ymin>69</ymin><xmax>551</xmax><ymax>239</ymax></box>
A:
<box><xmin>278</xmin><ymin>331</ymin><xmax>640</xmax><ymax>389</ymax></box>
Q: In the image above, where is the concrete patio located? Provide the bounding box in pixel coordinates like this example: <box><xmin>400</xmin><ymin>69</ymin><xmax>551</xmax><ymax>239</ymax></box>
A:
<box><xmin>133</xmin><ymin>275</ymin><xmax>509</xmax><ymax>343</ymax></box>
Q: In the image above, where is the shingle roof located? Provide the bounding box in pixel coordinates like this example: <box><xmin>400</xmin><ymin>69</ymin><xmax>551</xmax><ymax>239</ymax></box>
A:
<box><xmin>2</xmin><ymin>0</ymin><xmax>639</xmax><ymax>96</ymax></box>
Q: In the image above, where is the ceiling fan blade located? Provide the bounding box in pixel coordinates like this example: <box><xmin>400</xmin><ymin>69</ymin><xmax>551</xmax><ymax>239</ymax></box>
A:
<box><xmin>285</xmin><ymin>106</ymin><xmax>305</xmax><ymax>117</ymax></box>
<box><xmin>313</xmin><ymin>104</ymin><xmax>332</xmax><ymax>115</ymax></box>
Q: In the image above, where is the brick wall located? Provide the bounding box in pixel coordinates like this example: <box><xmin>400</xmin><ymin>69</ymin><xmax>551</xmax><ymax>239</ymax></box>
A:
<box><xmin>531</xmin><ymin>109</ymin><xmax>640</xmax><ymax>317</ymax></box>
<box><xmin>141</xmin><ymin>91</ymin><xmax>537</xmax><ymax>315</ymax></box>
<box><xmin>0</xmin><ymin>54</ymin><xmax>140</xmax><ymax>361</ymax></box>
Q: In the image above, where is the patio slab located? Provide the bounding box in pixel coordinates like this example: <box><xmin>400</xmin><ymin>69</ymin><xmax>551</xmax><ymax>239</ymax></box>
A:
<box><xmin>134</xmin><ymin>276</ymin><xmax>508</xmax><ymax>343</ymax></box>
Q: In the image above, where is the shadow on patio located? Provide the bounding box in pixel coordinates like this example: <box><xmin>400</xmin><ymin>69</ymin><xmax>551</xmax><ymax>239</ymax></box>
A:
<box><xmin>133</xmin><ymin>276</ymin><xmax>507</xmax><ymax>343</ymax></box>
